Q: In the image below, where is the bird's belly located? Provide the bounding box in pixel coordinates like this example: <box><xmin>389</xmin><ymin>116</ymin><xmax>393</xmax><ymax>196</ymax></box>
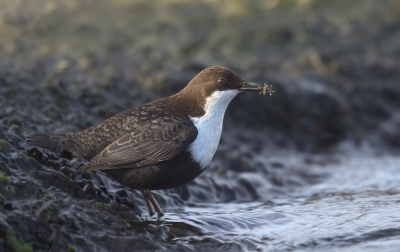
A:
<box><xmin>103</xmin><ymin>151</ymin><xmax>204</xmax><ymax>190</ymax></box>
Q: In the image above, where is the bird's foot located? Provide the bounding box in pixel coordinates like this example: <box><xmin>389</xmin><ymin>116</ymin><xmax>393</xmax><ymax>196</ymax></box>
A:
<box><xmin>157</xmin><ymin>210</ymin><xmax>164</xmax><ymax>218</ymax></box>
<box><xmin>149</xmin><ymin>210</ymin><xmax>155</xmax><ymax>217</ymax></box>
<box><xmin>141</xmin><ymin>189</ymin><xmax>164</xmax><ymax>218</ymax></box>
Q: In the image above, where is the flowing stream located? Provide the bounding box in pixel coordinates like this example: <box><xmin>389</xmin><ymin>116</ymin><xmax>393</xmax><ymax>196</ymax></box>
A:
<box><xmin>141</xmin><ymin>156</ymin><xmax>400</xmax><ymax>251</ymax></box>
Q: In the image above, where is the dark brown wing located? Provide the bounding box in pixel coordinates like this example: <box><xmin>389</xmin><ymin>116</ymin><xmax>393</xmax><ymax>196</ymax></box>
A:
<box><xmin>80</xmin><ymin>115</ymin><xmax>197</xmax><ymax>172</ymax></box>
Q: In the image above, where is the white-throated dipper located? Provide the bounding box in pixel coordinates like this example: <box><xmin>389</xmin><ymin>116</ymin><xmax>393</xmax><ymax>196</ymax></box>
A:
<box><xmin>26</xmin><ymin>66</ymin><xmax>264</xmax><ymax>217</ymax></box>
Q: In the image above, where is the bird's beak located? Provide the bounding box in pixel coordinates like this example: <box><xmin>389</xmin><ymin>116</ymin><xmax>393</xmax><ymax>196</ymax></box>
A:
<box><xmin>238</xmin><ymin>82</ymin><xmax>263</xmax><ymax>92</ymax></box>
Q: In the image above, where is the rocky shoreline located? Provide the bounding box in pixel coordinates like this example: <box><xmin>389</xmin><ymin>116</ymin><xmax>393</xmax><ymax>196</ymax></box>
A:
<box><xmin>1</xmin><ymin>59</ymin><xmax>399</xmax><ymax>250</ymax></box>
<box><xmin>1</xmin><ymin>0</ymin><xmax>400</xmax><ymax>251</ymax></box>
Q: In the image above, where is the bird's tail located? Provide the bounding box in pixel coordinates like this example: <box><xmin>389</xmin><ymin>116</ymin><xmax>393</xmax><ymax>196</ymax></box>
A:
<box><xmin>26</xmin><ymin>132</ymin><xmax>72</xmax><ymax>150</ymax></box>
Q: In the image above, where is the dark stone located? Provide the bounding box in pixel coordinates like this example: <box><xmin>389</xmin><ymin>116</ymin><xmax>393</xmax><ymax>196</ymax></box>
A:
<box><xmin>58</xmin><ymin>149</ymin><xmax>74</xmax><ymax>160</ymax></box>
<box><xmin>60</xmin><ymin>166</ymin><xmax>75</xmax><ymax>178</ymax></box>
<box><xmin>26</xmin><ymin>148</ymin><xmax>45</xmax><ymax>163</ymax></box>
<box><xmin>3</xmin><ymin>202</ymin><xmax>13</xmax><ymax>210</ymax></box>
<box><xmin>0</xmin><ymin>194</ymin><xmax>4</xmax><ymax>205</ymax></box>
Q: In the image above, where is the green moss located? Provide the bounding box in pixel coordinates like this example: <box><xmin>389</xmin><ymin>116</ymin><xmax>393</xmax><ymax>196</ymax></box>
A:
<box><xmin>7</xmin><ymin>187</ymin><xmax>15</xmax><ymax>199</ymax></box>
<box><xmin>45</xmin><ymin>111</ymin><xmax>58</xmax><ymax>119</ymax></box>
<box><xmin>0</xmin><ymin>139</ymin><xmax>11</xmax><ymax>155</ymax></box>
<box><xmin>68</xmin><ymin>244</ymin><xmax>76</xmax><ymax>251</ymax></box>
<box><xmin>81</xmin><ymin>171</ymin><xmax>93</xmax><ymax>179</ymax></box>
<box><xmin>5</xmin><ymin>230</ymin><xmax>32</xmax><ymax>252</ymax></box>
<box><xmin>94</xmin><ymin>202</ymin><xmax>111</xmax><ymax>210</ymax></box>
<box><xmin>40</xmin><ymin>193</ymin><xmax>53</xmax><ymax>199</ymax></box>
<box><xmin>9</xmin><ymin>124</ymin><xmax>20</xmax><ymax>133</ymax></box>
<box><xmin>0</xmin><ymin>173</ymin><xmax>11</xmax><ymax>184</ymax></box>
<box><xmin>92</xmin><ymin>97</ymin><xmax>104</xmax><ymax>106</ymax></box>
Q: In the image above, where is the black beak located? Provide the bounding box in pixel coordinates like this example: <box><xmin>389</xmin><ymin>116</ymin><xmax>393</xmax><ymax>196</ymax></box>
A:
<box><xmin>238</xmin><ymin>82</ymin><xmax>263</xmax><ymax>92</ymax></box>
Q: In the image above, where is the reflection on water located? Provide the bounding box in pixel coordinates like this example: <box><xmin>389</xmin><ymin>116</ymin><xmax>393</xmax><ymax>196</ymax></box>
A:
<box><xmin>149</xmin><ymin>156</ymin><xmax>400</xmax><ymax>251</ymax></box>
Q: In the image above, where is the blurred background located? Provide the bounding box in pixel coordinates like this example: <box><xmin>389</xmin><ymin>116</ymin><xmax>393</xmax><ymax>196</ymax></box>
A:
<box><xmin>1</xmin><ymin>0</ymin><xmax>400</xmax><ymax>152</ymax></box>
<box><xmin>1</xmin><ymin>0</ymin><xmax>400</xmax><ymax>251</ymax></box>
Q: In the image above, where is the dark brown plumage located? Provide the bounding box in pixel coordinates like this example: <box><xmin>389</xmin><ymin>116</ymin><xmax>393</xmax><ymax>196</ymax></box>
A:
<box><xmin>26</xmin><ymin>66</ymin><xmax>262</xmax><ymax>217</ymax></box>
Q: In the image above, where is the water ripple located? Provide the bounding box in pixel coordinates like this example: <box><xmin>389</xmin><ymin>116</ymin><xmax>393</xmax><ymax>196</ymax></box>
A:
<box><xmin>148</xmin><ymin>156</ymin><xmax>400</xmax><ymax>251</ymax></box>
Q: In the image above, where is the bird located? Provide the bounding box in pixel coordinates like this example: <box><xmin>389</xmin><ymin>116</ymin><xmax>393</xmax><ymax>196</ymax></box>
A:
<box><xmin>26</xmin><ymin>66</ymin><xmax>263</xmax><ymax>217</ymax></box>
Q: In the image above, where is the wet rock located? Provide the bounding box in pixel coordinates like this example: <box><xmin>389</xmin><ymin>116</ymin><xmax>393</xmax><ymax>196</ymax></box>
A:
<box><xmin>58</xmin><ymin>149</ymin><xmax>74</xmax><ymax>160</ymax></box>
<box><xmin>0</xmin><ymin>194</ymin><xmax>5</xmax><ymax>205</ymax></box>
<box><xmin>60</xmin><ymin>166</ymin><xmax>75</xmax><ymax>178</ymax></box>
<box><xmin>26</xmin><ymin>147</ymin><xmax>45</xmax><ymax>163</ymax></box>
<box><xmin>31</xmin><ymin>170</ymin><xmax>82</xmax><ymax>198</ymax></box>
<box><xmin>3</xmin><ymin>202</ymin><xmax>13</xmax><ymax>210</ymax></box>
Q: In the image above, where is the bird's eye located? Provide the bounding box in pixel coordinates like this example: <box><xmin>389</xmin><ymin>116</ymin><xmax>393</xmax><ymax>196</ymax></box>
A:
<box><xmin>218</xmin><ymin>78</ymin><xmax>227</xmax><ymax>86</ymax></box>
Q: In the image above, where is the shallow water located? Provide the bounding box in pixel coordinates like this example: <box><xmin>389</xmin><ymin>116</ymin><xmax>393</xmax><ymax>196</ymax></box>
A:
<box><xmin>147</xmin><ymin>156</ymin><xmax>400</xmax><ymax>251</ymax></box>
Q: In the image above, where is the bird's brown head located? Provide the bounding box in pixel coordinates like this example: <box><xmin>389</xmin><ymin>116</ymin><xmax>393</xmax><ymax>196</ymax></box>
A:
<box><xmin>177</xmin><ymin>66</ymin><xmax>262</xmax><ymax>117</ymax></box>
<box><xmin>181</xmin><ymin>66</ymin><xmax>262</xmax><ymax>98</ymax></box>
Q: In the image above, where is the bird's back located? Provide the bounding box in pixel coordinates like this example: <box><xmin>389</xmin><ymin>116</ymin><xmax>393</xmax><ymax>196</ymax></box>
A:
<box><xmin>27</xmin><ymin>96</ymin><xmax>180</xmax><ymax>160</ymax></box>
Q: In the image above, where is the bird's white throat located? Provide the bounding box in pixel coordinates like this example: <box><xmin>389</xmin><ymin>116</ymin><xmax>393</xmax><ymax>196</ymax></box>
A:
<box><xmin>188</xmin><ymin>89</ymin><xmax>239</xmax><ymax>169</ymax></box>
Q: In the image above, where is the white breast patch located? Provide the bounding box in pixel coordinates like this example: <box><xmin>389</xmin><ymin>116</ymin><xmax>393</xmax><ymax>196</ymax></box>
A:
<box><xmin>188</xmin><ymin>89</ymin><xmax>239</xmax><ymax>169</ymax></box>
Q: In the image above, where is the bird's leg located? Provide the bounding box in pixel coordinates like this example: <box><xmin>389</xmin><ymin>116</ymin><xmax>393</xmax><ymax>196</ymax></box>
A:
<box><xmin>147</xmin><ymin>191</ymin><xmax>164</xmax><ymax>217</ymax></box>
<box><xmin>141</xmin><ymin>190</ymin><xmax>155</xmax><ymax>216</ymax></box>
<box><xmin>141</xmin><ymin>189</ymin><xmax>164</xmax><ymax>217</ymax></box>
